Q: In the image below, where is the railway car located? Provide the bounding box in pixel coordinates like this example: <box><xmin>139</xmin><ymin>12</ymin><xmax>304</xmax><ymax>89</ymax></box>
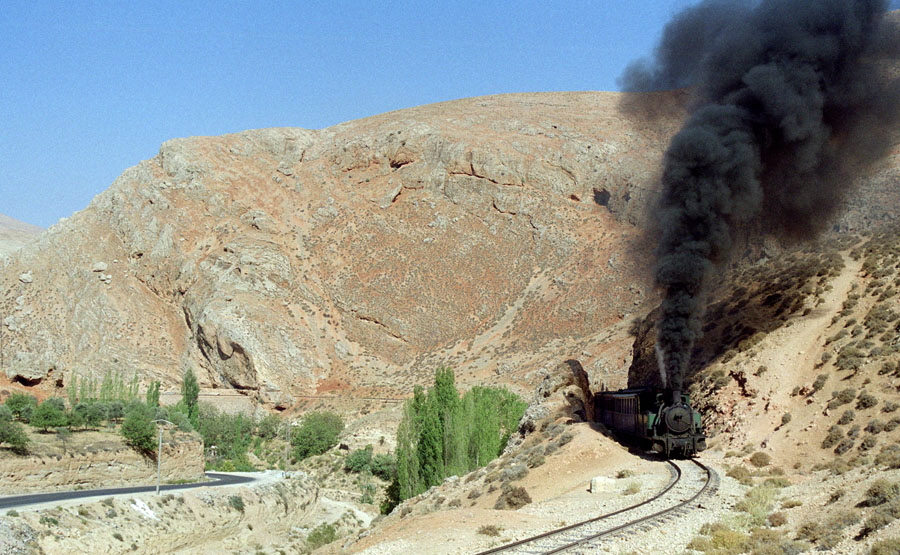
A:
<box><xmin>594</xmin><ymin>387</ymin><xmax>706</xmax><ymax>457</ymax></box>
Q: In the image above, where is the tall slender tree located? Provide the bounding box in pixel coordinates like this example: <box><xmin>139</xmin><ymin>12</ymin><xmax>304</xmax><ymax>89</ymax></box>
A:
<box><xmin>181</xmin><ymin>368</ymin><xmax>200</xmax><ymax>428</ymax></box>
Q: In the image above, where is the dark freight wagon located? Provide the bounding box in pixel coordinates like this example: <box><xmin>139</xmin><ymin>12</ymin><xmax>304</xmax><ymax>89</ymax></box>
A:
<box><xmin>594</xmin><ymin>387</ymin><xmax>706</xmax><ymax>457</ymax></box>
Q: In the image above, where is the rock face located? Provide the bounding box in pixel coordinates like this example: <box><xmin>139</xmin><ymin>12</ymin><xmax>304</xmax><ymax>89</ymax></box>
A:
<box><xmin>0</xmin><ymin>91</ymin><xmax>895</xmax><ymax>408</ymax></box>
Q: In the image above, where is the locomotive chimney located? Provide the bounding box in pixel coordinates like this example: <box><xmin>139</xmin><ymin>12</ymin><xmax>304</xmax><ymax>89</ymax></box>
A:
<box><xmin>670</xmin><ymin>388</ymin><xmax>681</xmax><ymax>407</ymax></box>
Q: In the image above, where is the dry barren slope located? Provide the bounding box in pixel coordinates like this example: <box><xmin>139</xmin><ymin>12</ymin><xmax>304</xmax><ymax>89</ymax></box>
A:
<box><xmin>0</xmin><ymin>88</ymin><xmax>897</xmax><ymax>416</ymax></box>
<box><xmin>0</xmin><ymin>214</ymin><xmax>41</xmax><ymax>259</ymax></box>
<box><xmin>0</xmin><ymin>91</ymin><xmax>686</xmax><ymax>408</ymax></box>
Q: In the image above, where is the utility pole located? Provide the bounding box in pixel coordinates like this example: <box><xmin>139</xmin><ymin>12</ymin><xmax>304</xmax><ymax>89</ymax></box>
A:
<box><xmin>152</xmin><ymin>419</ymin><xmax>174</xmax><ymax>495</ymax></box>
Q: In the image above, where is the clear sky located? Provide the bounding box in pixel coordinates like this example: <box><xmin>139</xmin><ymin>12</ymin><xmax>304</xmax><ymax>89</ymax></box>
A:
<box><xmin>3</xmin><ymin>1</ymin><xmax>897</xmax><ymax>228</ymax></box>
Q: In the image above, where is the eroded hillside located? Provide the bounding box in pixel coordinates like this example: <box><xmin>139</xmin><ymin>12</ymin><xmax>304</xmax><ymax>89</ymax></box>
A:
<box><xmin>0</xmin><ymin>92</ymin><xmax>688</xmax><ymax>408</ymax></box>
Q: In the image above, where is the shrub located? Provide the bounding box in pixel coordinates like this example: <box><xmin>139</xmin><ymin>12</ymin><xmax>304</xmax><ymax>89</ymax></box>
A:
<box><xmin>861</xmin><ymin>507</ymin><xmax>898</xmax><ymax>537</ymax></box>
<box><xmin>501</xmin><ymin>463</ymin><xmax>528</xmax><ymax>483</ymax></box>
<box><xmin>871</xmin><ymin>538</ymin><xmax>900</xmax><ymax>555</ymax></box>
<box><xmin>624</xmin><ymin>481</ymin><xmax>641</xmax><ymax>495</ymax></box>
<box><xmin>828</xmin><ymin>388</ymin><xmax>856</xmax><ymax>410</ymax></box>
<box><xmin>493</xmin><ymin>485</ymin><xmax>532</xmax><ymax>510</ymax></box>
<box><xmin>345</xmin><ymin>446</ymin><xmax>374</xmax><ymax>473</ymax></box>
<box><xmin>228</xmin><ymin>495</ymin><xmax>245</xmax><ymax>513</ymax></box>
<box><xmin>862</xmin><ymin>479</ymin><xmax>900</xmax><ymax>507</ymax></box>
<box><xmin>727</xmin><ymin>465</ymin><xmax>753</xmax><ymax>486</ymax></box>
<box><xmin>886</xmin><ymin>418</ymin><xmax>900</xmax><ymax>432</ymax></box>
<box><xmin>882</xmin><ymin>401</ymin><xmax>900</xmax><ymax>413</ymax></box>
<box><xmin>735</xmin><ymin>484</ymin><xmax>777</xmax><ymax>526</ymax></box>
<box><xmin>838</xmin><ymin>410</ymin><xmax>856</xmax><ymax>425</ymax></box>
<box><xmin>291</xmin><ymin>411</ymin><xmax>344</xmax><ymax>461</ymax></box>
<box><xmin>370</xmin><ymin>453</ymin><xmax>396</xmax><ymax>481</ymax></box>
<box><xmin>768</xmin><ymin>511</ymin><xmax>787</xmax><ymax>527</ymax></box>
<box><xmin>112</xmin><ymin>532</ymin><xmax>123</xmax><ymax>542</ymax></box>
<box><xmin>857</xmin><ymin>392</ymin><xmax>879</xmax><ymax>410</ymax></box>
<box><xmin>811</xmin><ymin>374</ymin><xmax>828</xmax><ymax>393</ymax></box>
<box><xmin>749</xmin><ymin>452</ymin><xmax>771</xmax><ymax>468</ymax></box>
<box><xmin>616</xmin><ymin>469</ymin><xmax>635</xmax><ymax>479</ymax></box>
<box><xmin>861</xmin><ymin>436</ymin><xmax>878</xmax><ymax>451</ymax></box>
<box><xmin>120</xmin><ymin>403</ymin><xmax>156</xmax><ymax>453</ymax></box>
<box><xmin>477</xmin><ymin>524</ymin><xmax>502</xmax><ymax>536</ymax></box>
<box><xmin>822</xmin><ymin>426</ymin><xmax>844</xmax><ymax>449</ymax></box>
<box><xmin>834</xmin><ymin>438</ymin><xmax>854</xmax><ymax>455</ymax></box>
<box><xmin>866</xmin><ymin>420</ymin><xmax>885</xmax><ymax>434</ymax></box>
<box><xmin>0</xmin><ymin>418</ymin><xmax>30</xmax><ymax>454</ymax></box>
<box><xmin>780</xmin><ymin>413</ymin><xmax>792</xmax><ymax>427</ymax></box>
<box><xmin>306</xmin><ymin>523</ymin><xmax>337</xmax><ymax>550</ymax></box>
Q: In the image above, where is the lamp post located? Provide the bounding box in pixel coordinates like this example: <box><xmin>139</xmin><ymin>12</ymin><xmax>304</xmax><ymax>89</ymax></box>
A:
<box><xmin>152</xmin><ymin>419</ymin><xmax>174</xmax><ymax>495</ymax></box>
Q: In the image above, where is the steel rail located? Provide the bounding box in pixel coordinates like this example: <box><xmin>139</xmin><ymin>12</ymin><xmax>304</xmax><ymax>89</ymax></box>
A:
<box><xmin>476</xmin><ymin>460</ymin><xmax>681</xmax><ymax>555</ymax></box>
<box><xmin>477</xmin><ymin>459</ymin><xmax>713</xmax><ymax>555</ymax></box>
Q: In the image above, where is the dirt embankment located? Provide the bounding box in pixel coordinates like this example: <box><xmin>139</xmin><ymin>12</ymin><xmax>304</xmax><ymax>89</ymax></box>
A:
<box><xmin>1</xmin><ymin>471</ymin><xmax>319</xmax><ymax>554</ymax></box>
<box><xmin>0</xmin><ymin>429</ymin><xmax>203</xmax><ymax>495</ymax></box>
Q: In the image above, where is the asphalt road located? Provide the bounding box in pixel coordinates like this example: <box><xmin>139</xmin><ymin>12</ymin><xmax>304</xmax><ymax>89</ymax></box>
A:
<box><xmin>0</xmin><ymin>472</ymin><xmax>255</xmax><ymax>510</ymax></box>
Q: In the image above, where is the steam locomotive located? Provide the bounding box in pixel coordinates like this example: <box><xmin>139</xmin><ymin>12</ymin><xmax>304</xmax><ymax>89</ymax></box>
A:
<box><xmin>594</xmin><ymin>387</ymin><xmax>706</xmax><ymax>457</ymax></box>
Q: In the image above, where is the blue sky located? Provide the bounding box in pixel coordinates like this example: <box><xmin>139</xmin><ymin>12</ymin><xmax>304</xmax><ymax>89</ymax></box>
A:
<box><xmin>2</xmin><ymin>1</ymin><xmax>897</xmax><ymax>228</ymax></box>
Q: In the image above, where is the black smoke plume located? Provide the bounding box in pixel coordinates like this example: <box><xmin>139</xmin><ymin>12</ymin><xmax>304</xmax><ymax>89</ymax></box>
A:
<box><xmin>621</xmin><ymin>0</ymin><xmax>900</xmax><ymax>397</ymax></box>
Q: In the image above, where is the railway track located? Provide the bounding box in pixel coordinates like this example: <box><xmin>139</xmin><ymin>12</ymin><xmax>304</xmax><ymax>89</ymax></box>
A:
<box><xmin>476</xmin><ymin>459</ymin><xmax>717</xmax><ymax>555</ymax></box>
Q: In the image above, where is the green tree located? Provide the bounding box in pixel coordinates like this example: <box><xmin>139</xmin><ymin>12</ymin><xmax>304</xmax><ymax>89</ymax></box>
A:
<box><xmin>291</xmin><ymin>411</ymin><xmax>344</xmax><ymax>461</ymax></box>
<box><xmin>0</xmin><ymin>405</ymin><xmax>29</xmax><ymax>454</ymax></box>
<box><xmin>107</xmin><ymin>400</ymin><xmax>125</xmax><ymax>423</ymax></box>
<box><xmin>181</xmin><ymin>368</ymin><xmax>200</xmax><ymax>428</ymax></box>
<box><xmin>395</xmin><ymin>397</ymin><xmax>422</xmax><ymax>501</ymax></box>
<box><xmin>418</xmin><ymin>390</ymin><xmax>444</xmax><ymax>488</ymax></box>
<box><xmin>84</xmin><ymin>401</ymin><xmax>107</xmax><ymax>428</ymax></box>
<box><xmin>345</xmin><ymin>445</ymin><xmax>374</xmax><ymax>473</ymax></box>
<box><xmin>5</xmin><ymin>393</ymin><xmax>37</xmax><ymax>422</ymax></box>
<box><xmin>120</xmin><ymin>403</ymin><xmax>156</xmax><ymax>453</ymax></box>
<box><xmin>145</xmin><ymin>380</ymin><xmax>161</xmax><ymax>408</ymax></box>
<box><xmin>31</xmin><ymin>400</ymin><xmax>68</xmax><ymax>432</ymax></box>
<box><xmin>196</xmin><ymin>403</ymin><xmax>253</xmax><ymax>469</ymax></box>
<box><xmin>390</xmin><ymin>368</ymin><xmax>527</xmax><ymax>505</ymax></box>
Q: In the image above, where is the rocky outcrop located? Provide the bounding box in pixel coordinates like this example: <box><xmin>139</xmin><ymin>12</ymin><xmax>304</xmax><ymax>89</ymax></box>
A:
<box><xmin>0</xmin><ymin>431</ymin><xmax>204</xmax><ymax>495</ymax></box>
<box><xmin>0</xmin><ymin>91</ymin><xmax>895</xmax><ymax>409</ymax></box>
<box><xmin>0</xmin><ymin>92</ymin><xmax>676</xmax><ymax>406</ymax></box>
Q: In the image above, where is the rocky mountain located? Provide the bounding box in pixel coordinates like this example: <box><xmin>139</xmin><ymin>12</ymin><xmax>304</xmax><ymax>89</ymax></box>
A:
<box><xmin>0</xmin><ymin>215</ymin><xmax>42</xmax><ymax>259</ymax></box>
<box><xmin>0</xmin><ymin>90</ymin><xmax>897</xmax><ymax>411</ymax></box>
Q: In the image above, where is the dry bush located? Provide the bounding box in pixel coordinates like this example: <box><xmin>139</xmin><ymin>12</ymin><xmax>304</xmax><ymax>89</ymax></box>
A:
<box><xmin>862</xmin><ymin>479</ymin><xmax>900</xmax><ymax>507</ymax></box>
<box><xmin>838</xmin><ymin>410</ymin><xmax>856</xmax><ymax>425</ymax></box>
<box><xmin>768</xmin><ymin>511</ymin><xmax>787</xmax><ymax>527</ymax></box>
<box><xmin>875</xmin><ymin>443</ymin><xmax>900</xmax><ymax>468</ymax></box>
<box><xmin>726</xmin><ymin>465</ymin><xmax>754</xmax><ymax>486</ymax></box>
<box><xmin>857</xmin><ymin>392</ymin><xmax>879</xmax><ymax>410</ymax></box>
<box><xmin>749</xmin><ymin>452</ymin><xmax>771</xmax><ymax>468</ymax></box>
<box><xmin>871</xmin><ymin>538</ymin><xmax>900</xmax><ymax>555</ymax></box>
<box><xmin>822</xmin><ymin>426</ymin><xmax>844</xmax><ymax>449</ymax></box>
<box><xmin>835</xmin><ymin>438</ymin><xmax>855</xmax><ymax>455</ymax></box>
<box><xmin>828</xmin><ymin>389</ymin><xmax>856</xmax><ymax>410</ymax></box>
<box><xmin>493</xmin><ymin>485</ymin><xmax>531</xmax><ymax>510</ymax></box>
<box><xmin>477</xmin><ymin>524</ymin><xmax>501</xmax><ymax>536</ymax></box>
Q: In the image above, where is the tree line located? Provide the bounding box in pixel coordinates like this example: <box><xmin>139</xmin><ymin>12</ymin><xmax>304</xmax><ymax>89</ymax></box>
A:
<box><xmin>386</xmin><ymin>367</ymin><xmax>526</xmax><ymax>512</ymax></box>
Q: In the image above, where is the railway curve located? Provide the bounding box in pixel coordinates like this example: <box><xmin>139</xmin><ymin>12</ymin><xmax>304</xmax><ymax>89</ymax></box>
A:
<box><xmin>477</xmin><ymin>459</ymin><xmax>717</xmax><ymax>555</ymax></box>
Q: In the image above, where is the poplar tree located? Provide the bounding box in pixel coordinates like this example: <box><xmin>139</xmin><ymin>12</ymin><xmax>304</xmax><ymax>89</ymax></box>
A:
<box><xmin>181</xmin><ymin>368</ymin><xmax>200</xmax><ymax>428</ymax></box>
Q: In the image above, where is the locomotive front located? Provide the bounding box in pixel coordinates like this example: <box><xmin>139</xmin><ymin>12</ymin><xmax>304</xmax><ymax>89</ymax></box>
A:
<box><xmin>650</xmin><ymin>389</ymin><xmax>707</xmax><ymax>457</ymax></box>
